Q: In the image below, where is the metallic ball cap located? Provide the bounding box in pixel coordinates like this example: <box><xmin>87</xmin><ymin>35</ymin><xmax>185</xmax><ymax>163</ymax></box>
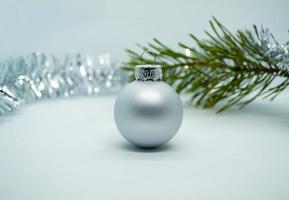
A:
<box><xmin>135</xmin><ymin>65</ymin><xmax>162</xmax><ymax>81</ymax></box>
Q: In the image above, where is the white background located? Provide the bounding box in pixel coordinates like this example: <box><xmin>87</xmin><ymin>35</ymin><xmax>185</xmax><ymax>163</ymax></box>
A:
<box><xmin>0</xmin><ymin>0</ymin><xmax>288</xmax><ymax>60</ymax></box>
<box><xmin>0</xmin><ymin>0</ymin><xmax>289</xmax><ymax>199</ymax></box>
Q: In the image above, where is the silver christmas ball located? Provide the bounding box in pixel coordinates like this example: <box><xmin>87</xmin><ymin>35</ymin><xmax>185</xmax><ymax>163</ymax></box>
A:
<box><xmin>114</xmin><ymin>65</ymin><xmax>183</xmax><ymax>148</ymax></box>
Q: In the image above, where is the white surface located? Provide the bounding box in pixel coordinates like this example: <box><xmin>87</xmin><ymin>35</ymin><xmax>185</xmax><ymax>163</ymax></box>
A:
<box><xmin>0</xmin><ymin>94</ymin><xmax>289</xmax><ymax>200</ymax></box>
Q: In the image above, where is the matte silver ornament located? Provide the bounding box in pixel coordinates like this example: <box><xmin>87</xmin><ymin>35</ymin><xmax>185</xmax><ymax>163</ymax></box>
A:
<box><xmin>114</xmin><ymin>65</ymin><xmax>183</xmax><ymax>148</ymax></box>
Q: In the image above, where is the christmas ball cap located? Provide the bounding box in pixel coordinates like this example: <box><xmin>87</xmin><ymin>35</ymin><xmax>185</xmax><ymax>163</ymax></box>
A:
<box><xmin>135</xmin><ymin>65</ymin><xmax>163</xmax><ymax>81</ymax></box>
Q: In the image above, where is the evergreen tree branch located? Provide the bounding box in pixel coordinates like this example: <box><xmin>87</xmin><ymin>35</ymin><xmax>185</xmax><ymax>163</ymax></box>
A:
<box><xmin>123</xmin><ymin>18</ymin><xmax>289</xmax><ymax>112</ymax></box>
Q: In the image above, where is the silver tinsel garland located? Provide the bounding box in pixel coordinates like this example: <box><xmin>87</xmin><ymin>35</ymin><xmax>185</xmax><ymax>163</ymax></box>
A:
<box><xmin>0</xmin><ymin>27</ymin><xmax>288</xmax><ymax>116</ymax></box>
<box><xmin>0</xmin><ymin>53</ymin><xmax>128</xmax><ymax>115</ymax></box>
<box><xmin>256</xmin><ymin>26</ymin><xmax>289</xmax><ymax>68</ymax></box>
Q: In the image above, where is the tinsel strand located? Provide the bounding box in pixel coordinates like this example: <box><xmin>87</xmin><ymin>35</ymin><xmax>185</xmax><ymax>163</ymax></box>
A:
<box><xmin>257</xmin><ymin>26</ymin><xmax>289</xmax><ymax>68</ymax></box>
<box><xmin>0</xmin><ymin>53</ymin><xmax>128</xmax><ymax>115</ymax></box>
<box><xmin>0</xmin><ymin>26</ymin><xmax>288</xmax><ymax>116</ymax></box>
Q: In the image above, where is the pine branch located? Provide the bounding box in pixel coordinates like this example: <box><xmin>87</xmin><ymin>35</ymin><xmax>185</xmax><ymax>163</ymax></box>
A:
<box><xmin>123</xmin><ymin>17</ymin><xmax>289</xmax><ymax>112</ymax></box>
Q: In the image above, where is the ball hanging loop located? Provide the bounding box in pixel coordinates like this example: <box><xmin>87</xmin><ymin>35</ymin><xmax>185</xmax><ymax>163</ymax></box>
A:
<box><xmin>136</xmin><ymin>50</ymin><xmax>162</xmax><ymax>82</ymax></box>
<box><xmin>140</xmin><ymin>50</ymin><xmax>157</xmax><ymax>65</ymax></box>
